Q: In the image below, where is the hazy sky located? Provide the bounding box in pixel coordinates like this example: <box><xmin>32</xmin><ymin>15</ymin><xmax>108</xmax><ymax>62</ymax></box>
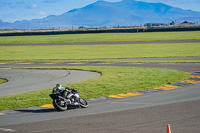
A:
<box><xmin>0</xmin><ymin>0</ymin><xmax>199</xmax><ymax>23</ymax></box>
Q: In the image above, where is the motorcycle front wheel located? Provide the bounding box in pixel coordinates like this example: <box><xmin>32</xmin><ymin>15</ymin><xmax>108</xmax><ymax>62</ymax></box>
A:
<box><xmin>53</xmin><ymin>99</ymin><xmax>68</xmax><ymax>111</ymax></box>
<box><xmin>80</xmin><ymin>98</ymin><xmax>88</xmax><ymax>108</ymax></box>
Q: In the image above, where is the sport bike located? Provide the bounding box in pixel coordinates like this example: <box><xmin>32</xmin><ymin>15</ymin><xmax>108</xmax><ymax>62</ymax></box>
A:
<box><xmin>49</xmin><ymin>88</ymin><xmax>88</xmax><ymax>111</ymax></box>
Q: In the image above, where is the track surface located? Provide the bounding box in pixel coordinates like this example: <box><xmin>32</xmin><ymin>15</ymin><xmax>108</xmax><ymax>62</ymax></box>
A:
<box><xmin>0</xmin><ymin>69</ymin><xmax>100</xmax><ymax>97</ymax></box>
<box><xmin>0</xmin><ymin>40</ymin><xmax>200</xmax><ymax>133</ymax></box>
<box><xmin>1</xmin><ymin>61</ymin><xmax>200</xmax><ymax>72</ymax></box>
<box><xmin>0</xmin><ymin>80</ymin><xmax>200</xmax><ymax>132</ymax></box>
<box><xmin>2</xmin><ymin>98</ymin><xmax>200</xmax><ymax>133</ymax></box>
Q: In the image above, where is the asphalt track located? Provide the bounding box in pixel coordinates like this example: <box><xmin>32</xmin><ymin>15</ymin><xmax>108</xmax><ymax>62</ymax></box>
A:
<box><xmin>0</xmin><ymin>69</ymin><xmax>101</xmax><ymax>97</ymax></box>
<box><xmin>0</xmin><ymin>40</ymin><xmax>200</xmax><ymax>133</ymax></box>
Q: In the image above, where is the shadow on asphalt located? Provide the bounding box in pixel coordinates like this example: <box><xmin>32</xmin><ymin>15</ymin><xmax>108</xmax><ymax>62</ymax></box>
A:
<box><xmin>15</xmin><ymin>106</ymin><xmax>81</xmax><ymax>113</ymax></box>
<box><xmin>16</xmin><ymin>108</ymin><xmax>56</xmax><ymax>113</ymax></box>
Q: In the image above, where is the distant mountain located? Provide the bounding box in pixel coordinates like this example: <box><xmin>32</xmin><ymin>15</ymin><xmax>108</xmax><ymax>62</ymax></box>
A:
<box><xmin>1</xmin><ymin>0</ymin><xmax>200</xmax><ymax>29</ymax></box>
<box><xmin>0</xmin><ymin>20</ymin><xmax>10</xmax><ymax>28</ymax></box>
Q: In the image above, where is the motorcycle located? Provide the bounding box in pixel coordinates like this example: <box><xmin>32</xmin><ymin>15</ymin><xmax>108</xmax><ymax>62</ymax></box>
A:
<box><xmin>49</xmin><ymin>87</ymin><xmax>88</xmax><ymax>111</ymax></box>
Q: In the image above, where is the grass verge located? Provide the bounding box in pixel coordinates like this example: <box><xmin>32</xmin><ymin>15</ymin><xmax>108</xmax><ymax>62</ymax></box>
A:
<box><xmin>99</xmin><ymin>60</ymin><xmax>200</xmax><ymax>63</ymax></box>
<box><xmin>1</xmin><ymin>60</ymin><xmax>200</xmax><ymax>64</ymax></box>
<box><xmin>0</xmin><ymin>43</ymin><xmax>200</xmax><ymax>61</ymax></box>
<box><xmin>0</xmin><ymin>79</ymin><xmax>7</xmax><ymax>85</ymax></box>
<box><xmin>0</xmin><ymin>31</ymin><xmax>200</xmax><ymax>44</ymax></box>
<box><xmin>0</xmin><ymin>66</ymin><xmax>190</xmax><ymax>111</ymax></box>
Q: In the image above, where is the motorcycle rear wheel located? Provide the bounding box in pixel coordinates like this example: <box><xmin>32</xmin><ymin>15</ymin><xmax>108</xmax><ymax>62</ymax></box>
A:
<box><xmin>80</xmin><ymin>98</ymin><xmax>88</xmax><ymax>108</ymax></box>
<box><xmin>53</xmin><ymin>99</ymin><xmax>68</xmax><ymax>111</ymax></box>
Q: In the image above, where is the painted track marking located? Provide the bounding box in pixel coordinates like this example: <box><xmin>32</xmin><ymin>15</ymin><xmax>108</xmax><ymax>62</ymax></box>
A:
<box><xmin>42</xmin><ymin>62</ymin><xmax>57</xmax><ymax>64</ymax></box>
<box><xmin>109</xmin><ymin>92</ymin><xmax>143</xmax><ymax>98</ymax></box>
<box><xmin>182</xmin><ymin>80</ymin><xmax>200</xmax><ymax>84</ymax></box>
<box><xmin>67</xmin><ymin>63</ymin><xmax>85</xmax><ymax>65</ymax></box>
<box><xmin>40</xmin><ymin>104</ymin><xmax>54</xmax><ymax>108</ymax></box>
<box><xmin>0</xmin><ymin>128</ymin><xmax>16</xmax><ymax>132</ymax></box>
<box><xmin>16</xmin><ymin>62</ymin><xmax>33</xmax><ymax>64</ymax></box>
<box><xmin>154</xmin><ymin>85</ymin><xmax>181</xmax><ymax>90</ymax></box>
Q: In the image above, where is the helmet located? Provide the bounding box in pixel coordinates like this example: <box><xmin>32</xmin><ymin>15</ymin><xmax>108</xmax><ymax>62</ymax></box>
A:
<box><xmin>56</xmin><ymin>84</ymin><xmax>62</xmax><ymax>88</ymax></box>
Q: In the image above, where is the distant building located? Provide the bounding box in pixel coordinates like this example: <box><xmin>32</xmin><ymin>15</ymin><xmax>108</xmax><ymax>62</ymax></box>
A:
<box><xmin>180</xmin><ymin>21</ymin><xmax>195</xmax><ymax>25</ymax></box>
<box><xmin>144</xmin><ymin>23</ymin><xmax>166</xmax><ymax>27</ymax></box>
<box><xmin>170</xmin><ymin>21</ymin><xmax>175</xmax><ymax>25</ymax></box>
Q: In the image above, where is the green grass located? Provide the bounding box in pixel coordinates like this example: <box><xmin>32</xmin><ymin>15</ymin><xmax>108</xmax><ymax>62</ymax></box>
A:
<box><xmin>103</xmin><ymin>60</ymin><xmax>200</xmax><ymax>63</ymax></box>
<box><xmin>0</xmin><ymin>43</ymin><xmax>200</xmax><ymax>62</ymax></box>
<box><xmin>0</xmin><ymin>31</ymin><xmax>200</xmax><ymax>44</ymax></box>
<box><xmin>0</xmin><ymin>66</ymin><xmax>190</xmax><ymax>111</ymax></box>
<box><xmin>87</xmin><ymin>60</ymin><xmax>200</xmax><ymax>63</ymax></box>
<box><xmin>0</xmin><ymin>79</ymin><xmax>7</xmax><ymax>84</ymax></box>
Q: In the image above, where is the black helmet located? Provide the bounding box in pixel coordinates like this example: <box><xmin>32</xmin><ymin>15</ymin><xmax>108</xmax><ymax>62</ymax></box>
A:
<box><xmin>56</xmin><ymin>84</ymin><xmax>62</xmax><ymax>88</ymax></box>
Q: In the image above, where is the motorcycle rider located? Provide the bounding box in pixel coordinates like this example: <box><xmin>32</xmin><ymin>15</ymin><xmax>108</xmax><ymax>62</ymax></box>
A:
<box><xmin>52</xmin><ymin>84</ymin><xmax>65</xmax><ymax>93</ymax></box>
<box><xmin>53</xmin><ymin>84</ymin><xmax>80</xmax><ymax>105</ymax></box>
